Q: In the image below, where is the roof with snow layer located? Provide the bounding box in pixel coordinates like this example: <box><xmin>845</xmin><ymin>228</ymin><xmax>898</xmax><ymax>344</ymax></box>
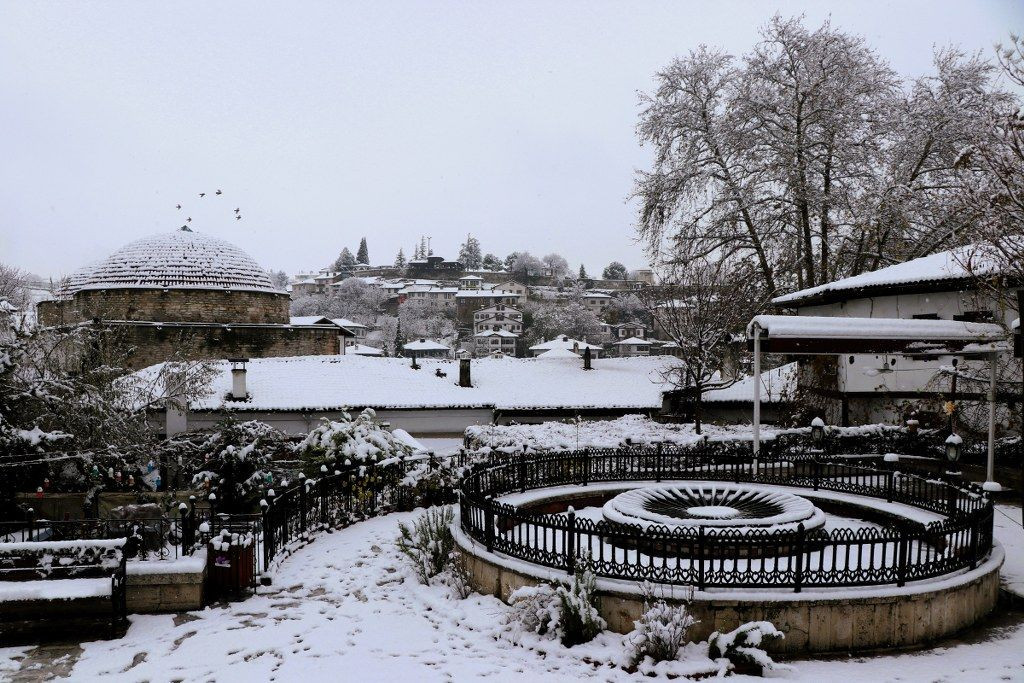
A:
<box><xmin>138</xmin><ymin>354</ymin><xmax>677</xmax><ymax>412</ymax></box>
<box><xmin>66</xmin><ymin>228</ymin><xmax>285</xmax><ymax>294</ymax></box>
<box><xmin>772</xmin><ymin>246</ymin><xmax>1001</xmax><ymax>308</ymax></box>
<box><xmin>747</xmin><ymin>314</ymin><xmax>1008</xmax><ymax>356</ymax></box>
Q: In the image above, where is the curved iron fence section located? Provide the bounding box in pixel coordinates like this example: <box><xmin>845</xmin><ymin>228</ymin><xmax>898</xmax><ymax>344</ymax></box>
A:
<box><xmin>458</xmin><ymin>446</ymin><xmax>994</xmax><ymax>591</ymax></box>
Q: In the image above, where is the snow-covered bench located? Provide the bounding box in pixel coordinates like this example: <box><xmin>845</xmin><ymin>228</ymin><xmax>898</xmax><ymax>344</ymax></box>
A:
<box><xmin>0</xmin><ymin>538</ymin><xmax>128</xmax><ymax>641</ymax></box>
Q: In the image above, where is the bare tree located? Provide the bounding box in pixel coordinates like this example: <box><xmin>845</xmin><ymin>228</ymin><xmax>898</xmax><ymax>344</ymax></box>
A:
<box><xmin>642</xmin><ymin>258</ymin><xmax>762</xmax><ymax>433</ymax></box>
<box><xmin>541</xmin><ymin>253</ymin><xmax>570</xmax><ymax>283</ymax></box>
<box><xmin>0</xmin><ymin>263</ymin><xmax>31</xmax><ymax>309</ymax></box>
<box><xmin>634</xmin><ymin>16</ymin><xmax>1013</xmax><ymax>299</ymax></box>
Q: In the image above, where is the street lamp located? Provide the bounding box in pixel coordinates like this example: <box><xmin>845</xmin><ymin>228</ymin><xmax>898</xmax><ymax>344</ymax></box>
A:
<box><xmin>945</xmin><ymin>433</ymin><xmax>962</xmax><ymax>465</ymax></box>
<box><xmin>811</xmin><ymin>417</ymin><xmax>826</xmax><ymax>447</ymax></box>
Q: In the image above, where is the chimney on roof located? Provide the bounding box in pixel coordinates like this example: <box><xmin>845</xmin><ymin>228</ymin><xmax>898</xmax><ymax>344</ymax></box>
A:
<box><xmin>459</xmin><ymin>358</ymin><xmax>472</xmax><ymax>387</ymax></box>
<box><xmin>411</xmin><ymin>350</ymin><xmax>419</xmax><ymax>370</ymax></box>
<box><xmin>228</xmin><ymin>358</ymin><xmax>249</xmax><ymax>400</ymax></box>
<box><xmin>583</xmin><ymin>347</ymin><xmax>592</xmax><ymax>371</ymax></box>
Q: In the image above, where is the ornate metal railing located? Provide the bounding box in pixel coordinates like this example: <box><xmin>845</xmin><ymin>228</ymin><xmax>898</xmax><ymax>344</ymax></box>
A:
<box><xmin>458</xmin><ymin>445</ymin><xmax>995</xmax><ymax>591</ymax></box>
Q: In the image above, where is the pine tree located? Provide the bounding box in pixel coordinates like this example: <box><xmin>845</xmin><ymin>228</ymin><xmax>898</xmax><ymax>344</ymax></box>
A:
<box><xmin>394</xmin><ymin>318</ymin><xmax>405</xmax><ymax>356</ymax></box>
<box><xmin>357</xmin><ymin>237</ymin><xmax>369</xmax><ymax>265</ymax></box>
<box><xmin>333</xmin><ymin>246</ymin><xmax>358</xmax><ymax>274</ymax></box>
<box><xmin>394</xmin><ymin>248</ymin><xmax>407</xmax><ymax>268</ymax></box>
<box><xmin>419</xmin><ymin>236</ymin><xmax>428</xmax><ymax>259</ymax></box>
<box><xmin>332</xmin><ymin>247</ymin><xmax>357</xmax><ymax>272</ymax></box>
<box><xmin>579</xmin><ymin>264</ymin><xmax>588</xmax><ymax>279</ymax></box>
<box><xmin>458</xmin><ymin>233</ymin><xmax>483</xmax><ymax>269</ymax></box>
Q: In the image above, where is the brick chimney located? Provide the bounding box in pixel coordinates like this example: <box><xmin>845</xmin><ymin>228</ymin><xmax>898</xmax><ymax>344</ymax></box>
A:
<box><xmin>583</xmin><ymin>346</ymin><xmax>592</xmax><ymax>371</ymax></box>
<box><xmin>459</xmin><ymin>358</ymin><xmax>472</xmax><ymax>387</ymax></box>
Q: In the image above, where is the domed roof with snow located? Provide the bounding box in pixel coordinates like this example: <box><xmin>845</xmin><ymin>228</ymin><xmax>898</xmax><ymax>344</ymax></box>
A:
<box><xmin>67</xmin><ymin>228</ymin><xmax>283</xmax><ymax>294</ymax></box>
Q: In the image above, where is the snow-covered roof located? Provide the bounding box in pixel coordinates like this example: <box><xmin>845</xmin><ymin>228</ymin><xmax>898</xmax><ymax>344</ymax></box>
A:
<box><xmin>748</xmin><ymin>314</ymin><xmax>1008</xmax><ymax>356</ymax></box>
<box><xmin>403</xmin><ymin>339</ymin><xmax>450</xmax><ymax>351</ymax></box>
<box><xmin>529</xmin><ymin>336</ymin><xmax>603</xmax><ymax>352</ymax></box>
<box><xmin>347</xmin><ymin>343</ymin><xmax>383</xmax><ymax>356</ymax></box>
<box><xmin>772</xmin><ymin>246</ymin><xmax>1000</xmax><ymax>307</ymax></box>
<box><xmin>613</xmin><ymin>336</ymin><xmax>652</xmax><ymax>346</ymax></box>
<box><xmin>149</xmin><ymin>354</ymin><xmax>676</xmax><ymax>411</ymax></box>
<box><xmin>331</xmin><ymin>317</ymin><xmax>367</xmax><ymax>330</ymax></box>
<box><xmin>537</xmin><ymin>348</ymin><xmax>580</xmax><ymax>359</ymax></box>
<box><xmin>459</xmin><ymin>275</ymin><xmax>483</xmax><ymax>281</ymax></box>
<box><xmin>289</xmin><ymin>316</ymin><xmax>340</xmax><ymax>326</ymax></box>
<box><xmin>703</xmin><ymin>363</ymin><xmax>798</xmax><ymax>404</ymax></box>
<box><xmin>474</xmin><ymin>330</ymin><xmax>518</xmax><ymax>338</ymax></box>
<box><xmin>748</xmin><ymin>315</ymin><xmax>1006</xmax><ymax>341</ymax></box>
<box><xmin>582</xmin><ymin>292</ymin><xmax>612</xmax><ymax>299</ymax></box>
<box><xmin>455</xmin><ymin>290</ymin><xmax>514</xmax><ymax>299</ymax></box>
<box><xmin>65</xmin><ymin>228</ymin><xmax>283</xmax><ymax>294</ymax></box>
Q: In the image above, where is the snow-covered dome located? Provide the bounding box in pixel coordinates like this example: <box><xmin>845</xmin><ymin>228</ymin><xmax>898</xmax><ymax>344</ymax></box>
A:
<box><xmin>67</xmin><ymin>228</ymin><xmax>282</xmax><ymax>294</ymax></box>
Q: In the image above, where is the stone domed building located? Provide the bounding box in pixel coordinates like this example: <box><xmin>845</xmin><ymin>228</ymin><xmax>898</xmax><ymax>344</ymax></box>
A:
<box><xmin>38</xmin><ymin>227</ymin><xmax>349</xmax><ymax>368</ymax></box>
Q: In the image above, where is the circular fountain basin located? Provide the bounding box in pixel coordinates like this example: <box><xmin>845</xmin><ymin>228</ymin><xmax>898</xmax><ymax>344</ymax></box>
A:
<box><xmin>602</xmin><ymin>483</ymin><xmax>826</xmax><ymax>533</ymax></box>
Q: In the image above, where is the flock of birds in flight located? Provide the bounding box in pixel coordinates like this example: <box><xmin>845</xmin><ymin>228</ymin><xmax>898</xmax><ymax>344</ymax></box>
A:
<box><xmin>176</xmin><ymin>189</ymin><xmax>242</xmax><ymax>230</ymax></box>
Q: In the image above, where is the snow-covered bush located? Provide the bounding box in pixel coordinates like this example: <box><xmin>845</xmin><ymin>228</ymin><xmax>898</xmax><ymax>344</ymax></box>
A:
<box><xmin>437</xmin><ymin>548</ymin><xmax>473</xmax><ymax>599</ymax></box>
<box><xmin>506</xmin><ymin>582</ymin><xmax>562</xmax><ymax>639</ymax></box>
<box><xmin>397</xmin><ymin>459</ymin><xmax>462</xmax><ymax>509</ymax></box>
<box><xmin>297</xmin><ymin>409</ymin><xmax>416</xmax><ymax>471</ymax></box>
<box><xmin>191</xmin><ymin>419</ymin><xmax>286</xmax><ymax>512</ymax></box>
<box><xmin>395</xmin><ymin>506</ymin><xmax>455</xmax><ymax>585</ymax></box>
<box><xmin>557</xmin><ymin>569</ymin><xmax>606</xmax><ymax>646</ymax></box>
<box><xmin>626</xmin><ymin>587</ymin><xmax>698</xmax><ymax>666</ymax></box>
<box><xmin>506</xmin><ymin>569</ymin><xmax>606</xmax><ymax>647</ymax></box>
<box><xmin>708</xmin><ymin>621</ymin><xmax>790</xmax><ymax>675</ymax></box>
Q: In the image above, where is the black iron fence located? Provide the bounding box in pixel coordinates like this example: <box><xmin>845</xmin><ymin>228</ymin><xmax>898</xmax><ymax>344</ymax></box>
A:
<box><xmin>458</xmin><ymin>445</ymin><xmax>996</xmax><ymax>591</ymax></box>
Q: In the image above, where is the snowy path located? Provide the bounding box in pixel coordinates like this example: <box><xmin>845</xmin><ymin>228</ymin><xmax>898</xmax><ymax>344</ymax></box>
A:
<box><xmin>1</xmin><ymin>508</ymin><xmax>1023</xmax><ymax>682</ymax></box>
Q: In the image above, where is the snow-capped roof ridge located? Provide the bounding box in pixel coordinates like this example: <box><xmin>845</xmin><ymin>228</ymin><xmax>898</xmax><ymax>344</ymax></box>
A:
<box><xmin>66</xmin><ymin>228</ymin><xmax>283</xmax><ymax>294</ymax></box>
<box><xmin>773</xmin><ymin>244</ymin><xmax>1001</xmax><ymax>307</ymax></box>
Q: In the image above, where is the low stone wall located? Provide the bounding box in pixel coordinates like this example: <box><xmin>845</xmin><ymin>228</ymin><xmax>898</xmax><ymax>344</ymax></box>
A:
<box><xmin>455</xmin><ymin>526</ymin><xmax>1003</xmax><ymax>656</ymax></box>
<box><xmin>126</xmin><ymin>554</ymin><xmax>206</xmax><ymax>613</ymax></box>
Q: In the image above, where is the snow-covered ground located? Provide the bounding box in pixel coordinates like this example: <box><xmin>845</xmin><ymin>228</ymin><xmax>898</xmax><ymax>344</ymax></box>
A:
<box><xmin>1</xmin><ymin>505</ymin><xmax>1022</xmax><ymax>682</ymax></box>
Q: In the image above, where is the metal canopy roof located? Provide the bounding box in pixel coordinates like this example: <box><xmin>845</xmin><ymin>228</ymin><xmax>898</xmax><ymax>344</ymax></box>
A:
<box><xmin>746</xmin><ymin>315</ymin><xmax>1009</xmax><ymax>358</ymax></box>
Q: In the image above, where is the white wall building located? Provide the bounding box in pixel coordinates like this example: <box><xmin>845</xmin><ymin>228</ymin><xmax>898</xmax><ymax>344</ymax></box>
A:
<box><xmin>773</xmin><ymin>247</ymin><xmax>1018</xmax><ymax>428</ymax></box>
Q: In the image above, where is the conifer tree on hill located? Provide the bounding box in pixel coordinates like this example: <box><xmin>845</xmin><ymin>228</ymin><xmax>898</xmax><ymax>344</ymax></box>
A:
<box><xmin>357</xmin><ymin>237</ymin><xmax>369</xmax><ymax>265</ymax></box>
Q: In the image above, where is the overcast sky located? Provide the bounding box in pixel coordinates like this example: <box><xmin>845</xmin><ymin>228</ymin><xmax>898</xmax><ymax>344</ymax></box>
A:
<box><xmin>2</xmin><ymin>1</ymin><xmax>1021</xmax><ymax>280</ymax></box>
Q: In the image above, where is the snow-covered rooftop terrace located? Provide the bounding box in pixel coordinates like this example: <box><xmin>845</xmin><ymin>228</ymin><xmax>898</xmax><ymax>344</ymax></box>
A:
<box><xmin>157</xmin><ymin>354</ymin><xmax>677</xmax><ymax>412</ymax></box>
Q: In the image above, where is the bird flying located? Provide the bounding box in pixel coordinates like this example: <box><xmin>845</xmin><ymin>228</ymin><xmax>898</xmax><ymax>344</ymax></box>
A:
<box><xmin>215</xmin><ymin>189</ymin><xmax>222</xmax><ymax>195</ymax></box>
<box><xmin>234</xmin><ymin>208</ymin><xmax>240</xmax><ymax>214</ymax></box>
<box><xmin>199</xmin><ymin>192</ymin><xmax>206</xmax><ymax>197</ymax></box>
<box><xmin>175</xmin><ymin>204</ymin><xmax>181</xmax><ymax>210</ymax></box>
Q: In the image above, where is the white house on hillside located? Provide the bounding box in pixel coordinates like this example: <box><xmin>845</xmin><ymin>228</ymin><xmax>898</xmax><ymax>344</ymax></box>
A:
<box><xmin>772</xmin><ymin>246</ymin><xmax>1018</xmax><ymax>429</ymax></box>
<box><xmin>403</xmin><ymin>338</ymin><xmax>451</xmax><ymax>359</ymax></box>
<box><xmin>529</xmin><ymin>335</ymin><xmax>603</xmax><ymax>358</ymax></box>
<box><xmin>473</xmin><ymin>303</ymin><xmax>523</xmax><ymax>335</ymax></box>
<box><xmin>474</xmin><ymin>329</ymin><xmax>518</xmax><ymax>357</ymax></box>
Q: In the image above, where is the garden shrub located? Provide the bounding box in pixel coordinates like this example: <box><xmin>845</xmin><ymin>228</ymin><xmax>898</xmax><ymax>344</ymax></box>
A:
<box><xmin>708</xmin><ymin>621</ymin><xmax>789</xmax><ymax>675</ymax></box>
<box><xmin>626</xmin><ymin>585</ymin><xmax>698</xmax><ymax>665</ymax></box>
<box><xmin>505</xmin><ymin>569</ymin><xmax>605</xmax><ymax>647</ymax></box>
<box><xmin>506</xmin><ymin>582</ymin><xmax>561</xmax><ymax>639</ymax></box>
<box><xmin>395</xmin><ymin>506</ymin><xmax>455</xmax><ymax>584</ymax></box>
<box><xmin>556</xmin><ymin>569</ymin><xmax>606</xmax><ymax>646</ymax></box>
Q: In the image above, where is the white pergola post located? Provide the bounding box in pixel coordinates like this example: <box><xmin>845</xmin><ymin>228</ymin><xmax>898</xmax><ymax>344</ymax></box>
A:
<box><xmin>752</xmin><ymin>324</ymin><xmax>761</xmax><ymax>474</ymax></box>
<box><xmin>984</xmin><ymin>351</ymin><xmax>1000</xmax><ymax>491</ymax></box>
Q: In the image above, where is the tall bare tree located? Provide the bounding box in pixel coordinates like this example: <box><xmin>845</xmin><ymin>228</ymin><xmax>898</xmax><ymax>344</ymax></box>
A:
<box><xmin>635</xmin><ymin>16</ymin><xmax>1013</xmax><ymax>299</ymax></box>
<box><xmin>642</xmin><ymin>258</ymin><xmax>762</xmax><ymax>433</ymax></box>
